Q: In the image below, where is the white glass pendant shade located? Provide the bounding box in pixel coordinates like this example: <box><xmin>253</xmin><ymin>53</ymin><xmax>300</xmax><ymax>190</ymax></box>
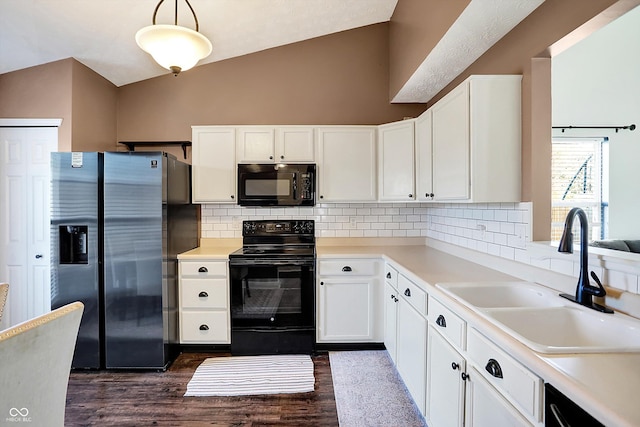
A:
<box><xmin>135</xmin><ymin>24</ymin><xmax>212</xmax><ymax>74</ymax></box>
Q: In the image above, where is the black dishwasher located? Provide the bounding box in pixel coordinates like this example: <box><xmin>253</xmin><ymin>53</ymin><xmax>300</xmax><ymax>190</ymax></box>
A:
<box><xmin>545</xmin><ymin>384</ymin><xmax>604</xmax><ymax>426</ymax></box>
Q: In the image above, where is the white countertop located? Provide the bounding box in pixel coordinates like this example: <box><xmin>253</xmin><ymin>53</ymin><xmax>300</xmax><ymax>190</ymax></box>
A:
<box><xmin>179</xmin><ymin>240</ymin><xmax>640</xmax><ymax>426</ymax></box>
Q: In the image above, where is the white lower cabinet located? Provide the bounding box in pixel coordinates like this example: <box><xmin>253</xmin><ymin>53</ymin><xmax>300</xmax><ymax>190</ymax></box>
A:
<box><xmin>178</xmin><ymin>259</ymin><xmax>230</xmax><ymax>344</ymax></box>
<box><xmin>395</xmin><ymin>273</ymin><xmax>428</xmax><ymax>416</ymax></box>
<box><xmin>465</xmin><ymin>366</ymin><xmax>533</xmax><ymax>427</ymax></box>
<box><xmin>317</xmin><ymin>258</ymin><xmax>382</xmax><ymax>343</ymax></box>
<box><xmin>426</xmin><ymin>325</ymin><xmax>466</xmax><ymax>427</ymax></box>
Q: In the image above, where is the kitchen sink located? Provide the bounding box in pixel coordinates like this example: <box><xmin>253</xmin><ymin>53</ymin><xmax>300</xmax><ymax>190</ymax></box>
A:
<box><xmin>485</xmin><ymin>305</ymin><xmax>640</xmax><ymax>353</ymax></box>
<box><xmin>436</xmin><ymin>281</ymin><xmax>564</xmax><ymax>309</ymax></box>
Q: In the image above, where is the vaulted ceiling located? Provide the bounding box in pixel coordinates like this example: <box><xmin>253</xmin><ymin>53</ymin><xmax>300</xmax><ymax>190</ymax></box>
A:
<box><xmin>0</xmin><ymin>0</ymin><xmax>544</xmax><ymax>101</ymax></box>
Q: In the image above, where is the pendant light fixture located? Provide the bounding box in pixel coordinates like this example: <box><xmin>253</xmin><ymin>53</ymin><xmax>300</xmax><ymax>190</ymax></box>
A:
<box><xmin>135</xmin><ymin>0</ymin><xmax>212</xmax><ymax>76</ymax></box>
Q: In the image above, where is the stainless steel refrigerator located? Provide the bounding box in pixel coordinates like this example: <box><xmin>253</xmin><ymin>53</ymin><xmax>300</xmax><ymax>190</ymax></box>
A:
<box><xmin>50</xmin><ymin>151</ymin><xmax>199</xmax><ymax>369</ymax></box>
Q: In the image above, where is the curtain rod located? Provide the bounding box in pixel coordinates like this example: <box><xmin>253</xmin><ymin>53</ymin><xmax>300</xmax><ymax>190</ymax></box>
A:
<box><xmin>552</xmin><ymin>124</ymin><xmax>636</xmax><ymax>133</ymax></box>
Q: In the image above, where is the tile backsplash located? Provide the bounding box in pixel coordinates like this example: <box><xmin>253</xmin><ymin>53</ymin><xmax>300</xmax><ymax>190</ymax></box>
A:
<box><xmin>200</xmin><ymin>201</ymin><xmax>639</xmax><ymax>295</ymax></box>
<box><xmin>200</xmin><ymin>201</ymin><xmax>532</xmax><ymax>256</ymax></box>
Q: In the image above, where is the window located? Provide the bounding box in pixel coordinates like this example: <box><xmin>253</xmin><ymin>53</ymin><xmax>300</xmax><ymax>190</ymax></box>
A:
<box><xmin>551</xmin><ymin>137</ymin><xmax>609</xmax><ymax>242</ymax></box>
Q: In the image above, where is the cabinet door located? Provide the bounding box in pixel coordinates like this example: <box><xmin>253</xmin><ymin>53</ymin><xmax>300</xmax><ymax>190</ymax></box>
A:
<box><xmin>465</xmin><ymin>366</ymin><xmax>532</xmax><ymax>427</ymax></box>
<box><xmin>192</xmin><ymin>127</ymin><xmax>236</xmax><ymax>203</ymax></box>
<box><xmin>316</xmin><ymin>127</ymin><xmax>377</xmax><ymax>202</ymax></box>
<box><xmin>384</xmin><ymin>281</ymin><xmax>399</xmax><ymax>364</ymax></box>
<box><xmin>236</xmin><ymin>127</ymin><xmax>275</xmax><ymax>162</ymax></box>
<box><xmin>317</xmin><ymin>277</ymin><xmax>377</xmax><ymax>342</ymax></box>
<box><xmin>378</xmin><ymin>120</ymin><xmax>415</xmax><ymax>201</ymax></box>
<box><xmin>426</xmin><ymin>326</ymin><xmax>466</xmax><ymax>427</ymax></box>
<box><xmin>275</xmin><ymin>127</ymin><xmax>315</xmax><ymax>162</ymax></box>
<box><xmin>432</xmin><ymin>82</ymin><xmax>470</xmax><ymax>200</ymax></box>
<box><xmin>396</xmin><ymin>297</ymin><xmax>427</xmax><ymax>415</ymax></box>
<box><xmin>415</xmin><ymin>109</ymin><xmax>434</xmax><ymax>201</ymax></box>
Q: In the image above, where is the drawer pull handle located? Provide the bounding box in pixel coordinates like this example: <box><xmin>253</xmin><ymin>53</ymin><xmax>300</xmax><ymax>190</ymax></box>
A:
<box><xmin>386</xmin><ymin>272</ymin><xmax>392</xmax><ymax>279</ymax></box>
<box><xmin>436</xmin><ymin>314</ymin><xmax>447</xmax><ymax>328</ymax></box>
<box><xmin>199</xmin><ymin>324</ymin><xmax>209</xmax><ymax>331</ymax></box>
<box><xmin>342</xmin><ymin>266</ymin><xmax>352</xmax><ymax>272</ymax></box>
<box><xmin>485</xmin><ymin>358</ymin><xmax>503</xmax><ymax>379</ymax></box>
<box><xmin>451</xmin><ymin>362</ymin><xmax>459</xmax><ymax>371</ymax></box>
<box><xmin>198</xmin><ymin>291</ymin><xmax>208</xmax><ymax>298</ymax></box>
<box><xmin>198</xmin><ymin>266</ymin><xmax>208</xmax><ymax>273</ymax></box>
<box><xmin>404</xmin><ymin>288</ymin><xmax>411</xmax><ymax>297</ymax></box>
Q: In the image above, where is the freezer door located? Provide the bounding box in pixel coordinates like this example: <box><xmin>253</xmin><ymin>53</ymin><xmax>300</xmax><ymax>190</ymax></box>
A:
<box><xmin>103</xmin><ymin>152</ymin><xmax>166</xmax><ymax>369</ymax></box>
<box><xmin>50</xmin><ymin>152</ymin><xmax>102</xmax><ymax>369</ymax></box>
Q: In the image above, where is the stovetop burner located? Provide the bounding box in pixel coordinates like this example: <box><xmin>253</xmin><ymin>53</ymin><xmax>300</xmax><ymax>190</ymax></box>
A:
<box><xmin>230</xmin><ymin>220</ymin><xmax>316</xmax><ymax>259</ymax></box>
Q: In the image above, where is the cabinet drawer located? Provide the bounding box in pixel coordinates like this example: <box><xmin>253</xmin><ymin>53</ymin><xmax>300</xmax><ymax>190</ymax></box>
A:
<box><xmin>398</xmin><ymin>274</ymin><xmax>426</xmax><ymax>315</ymax></box>
<box><xmin>428</xmin><ymin>297</ymin><xmax>466</xmax><ymax>350</ymax></box>
<box><xmin>180</xmin><ymin>311</ymin><xmax>229</xmax><ymax>343</ymax></box>
<box><xmin>385</xmin><ymin>264</ymin><xmax>398</xmax><ymax>288</ymax></box>
<box><xmin>180</xmin><ymin>261</ymin><xmax>227</xmax><ymax>277</ymax></box>
<box><xmin>467</xmin><ymin>328</ymin><xmax>542</xmax><ymax>422</ymax></box>
<box><xmin>180</xmin><ymin>278</ymin><xmax>228</xmax><ymax>309</ymax></box>
<box><xmin>318</xmin><ymin>259</ymin><xmax>380</xmax><ymax>276</ymax></box>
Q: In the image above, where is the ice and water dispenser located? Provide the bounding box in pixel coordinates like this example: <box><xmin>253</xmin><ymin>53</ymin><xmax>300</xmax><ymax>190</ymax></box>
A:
<box><xmin>59</xmin><ymin>225</ymin><xmax>88</xmax><ymax>264</ymax></box>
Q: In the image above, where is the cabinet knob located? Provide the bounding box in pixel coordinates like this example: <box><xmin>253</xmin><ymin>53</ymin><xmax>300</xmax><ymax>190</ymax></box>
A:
<box><xmin>436</xmin><ymin>314</ymin><xmax>447</xmax><ymax>328</ymax></box>
<box><xmin>198</xmin><ymin>291</ymin><xmax>208</xmax><ymax>298</ymax></box>
<box><xmin>394</xmin><ymin>296</ymin><xmax>398</xmax><ymax>302</ymax></box>
<box><xmin>404</xmin><ymin>288</ymin><xmax>411</xmax><ymax>297</ymax></box>
<box><xmin>451</xmin><ymin>362</ymin><xmax>460</xmax><ymax>371</ymax></box>
<box><xmin>342</xmin><ymin>266</ymin><xmax>352</xmax><ymax>272</ymax></box>
<box><xmin>269</xmin><ymin>156</ymin><xmax>273</xmax><ymax>160</ymax></box>
<box><xmin>230</xmin><ymin>195</ymin><xmax>235</xmax><ymax>199</ymax></box>
<box><xmin>280</xmin><ymin>155</ymin><xmax>285</xmax><ymax>160</ymax></box>
<box><xmin>320</xmin><ymin>195</ymin><xmax>324</xmax><ymax>199</ymax></box>
<box><xmin>35</xmin><ymin>254</ymin><xmax>43</xmax><ymax>259</ymax></box>
<box><xmin>198</xmin><ymin>266</ymin><xmax>208</xmax><ymax>273</ymax></box>
<box><xmin>430</xmin><ymin>193</ymin><xmax>434</xmax><ymax>198</ymax></box>
<box><xmin>320</xmin><ymin>281</ymin><xmax>324</xmax><ymax>286</ymax></box>
<box><xmin>461</xmin><ymin>372</ymin><xmax>470</xmax><ymax>381</ymax></box>
<box><xmin>386</xmin><ymin>272</ymin><xmax>392</xmax><ymax>279</ymax></box>
<box><xmin>408</xmin><ymin>194</ymin><xmax>413</xmax><ymax>198</ymax></box>
<box><xmin>485</xmin><ymin>358</ymin><xmax>504</xmax><ymax>379</ymax></box>
<box><xmin>199</xmin><ymin>324</ymin><xmax>209</xmax><ymax>331</ymax></box>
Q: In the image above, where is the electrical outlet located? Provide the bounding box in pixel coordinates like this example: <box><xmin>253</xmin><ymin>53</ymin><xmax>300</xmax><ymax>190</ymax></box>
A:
<box><xmin>348</xmin><ymin>217</ymin><xmax>357</xmax><ymax>229</ymax></box>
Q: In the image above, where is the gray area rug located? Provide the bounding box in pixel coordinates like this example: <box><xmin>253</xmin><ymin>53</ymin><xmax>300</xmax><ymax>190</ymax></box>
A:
<box><xmin>330</xmin><ymin>350</ymin><xmax>427</xmax><ymax>427</ymax></box>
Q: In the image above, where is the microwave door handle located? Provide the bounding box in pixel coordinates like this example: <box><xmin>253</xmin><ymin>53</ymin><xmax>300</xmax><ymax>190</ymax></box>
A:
<box><xmin>292</xmin><ymin>174</ymin><xmax>297</xmax><ymax>200</ymax></box>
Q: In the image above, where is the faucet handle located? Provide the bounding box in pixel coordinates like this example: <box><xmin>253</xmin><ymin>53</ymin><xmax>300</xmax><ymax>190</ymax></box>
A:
<box><xmin>588</xmin><ymin>271</ymin><xmax>607</xmax><ymax>297</ymax></box>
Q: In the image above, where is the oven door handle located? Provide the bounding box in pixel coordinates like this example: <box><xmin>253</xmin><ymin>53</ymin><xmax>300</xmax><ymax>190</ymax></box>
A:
<box><xmin>229</xmin><ymin>258</ymin><xmax>315</xmax><ymax>266</ymax></box>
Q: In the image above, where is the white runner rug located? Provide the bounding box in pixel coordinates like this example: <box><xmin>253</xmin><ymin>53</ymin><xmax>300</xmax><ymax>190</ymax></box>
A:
<box><xmin>184</xmin><ymin>355</ymin><xmax>315</xmax><ymax>397</ymax></box>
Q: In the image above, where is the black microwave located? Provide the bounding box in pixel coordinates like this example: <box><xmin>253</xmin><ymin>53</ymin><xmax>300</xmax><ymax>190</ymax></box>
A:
<box><xmin>237</xmin><ymin>163</ymin><xmax>315</xmax><ymax>206</ymax></box>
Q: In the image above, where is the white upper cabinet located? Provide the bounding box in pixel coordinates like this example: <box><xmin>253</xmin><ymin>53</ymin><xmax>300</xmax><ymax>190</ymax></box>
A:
<box><xmin>378</xmin><ymin>120</ymin><xmax>416</xmax><ymax>201</ymax></box>
<box><xmin>415</xmin><ymin>109</ymin><xmax>434</xmax><ymax>201</ymax></box>
<box><xmin>275</xmin><ymin>127</ymin><xmax>315</xmax><ymax>162</ymax></box>
<box><xmin>236</xmin><ymin>126</ymin><xmax>315</xmax><ymax>163</ymax></box>
<box><xmin>236</xmin><ymin>127</ymin><xmax>275</xmax><ymax>163</ymax></box>
<box><xmin>431</xmin><ymin>75</ymin><xmax>522</xmax><ymax>203</ymax></box>
<box><xmin>315</xmin><ymin>126</ymin><xmax>377</xmax><ymax>202</ymax></box>
<box><xmin>191</xmin><ymin>126</ymin><xmax>237</xmax><ymax>203</ymax></box>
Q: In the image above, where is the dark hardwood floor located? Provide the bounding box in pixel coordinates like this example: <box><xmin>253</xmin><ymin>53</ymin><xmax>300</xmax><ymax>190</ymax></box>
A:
<box><xmin>65</xmin><ymin>352</ymin><xmax>339</xmax><ymax>426</ymax></box>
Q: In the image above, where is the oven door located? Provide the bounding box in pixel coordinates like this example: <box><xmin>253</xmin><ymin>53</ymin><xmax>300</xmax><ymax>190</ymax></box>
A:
<box><xmin>229</xmin><ymin>258</ymin><xmax>315</xmax><ymax>329</ymax></box>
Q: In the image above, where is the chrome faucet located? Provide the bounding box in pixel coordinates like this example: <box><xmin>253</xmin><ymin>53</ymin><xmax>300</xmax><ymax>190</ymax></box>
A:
<box><xmin>558</xmin><ymin>207</ymin><xmax>613</xmax><ymax>313</ymax></box>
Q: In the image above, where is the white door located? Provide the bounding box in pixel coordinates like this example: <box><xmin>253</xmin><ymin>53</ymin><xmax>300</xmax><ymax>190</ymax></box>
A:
<box><xmin>0</xmin><ymin>122</ymin><xmax>59</xmax><ymax>328</ymax></box>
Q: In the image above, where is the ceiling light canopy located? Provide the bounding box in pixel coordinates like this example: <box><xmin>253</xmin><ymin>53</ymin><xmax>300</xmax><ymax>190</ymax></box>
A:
<box><xmin>135</xmin><ymin>0</ymin><xmax>212</xmax><ymax>76</ymax></box>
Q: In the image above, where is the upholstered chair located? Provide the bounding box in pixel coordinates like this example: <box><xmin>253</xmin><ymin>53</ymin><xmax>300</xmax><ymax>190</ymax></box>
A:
<box><xmin>0</xmin><ymin>283</ymin><xmax>8</xmax><ymax>324</ymax></box>
<box><xmin>0</xmin><ymin>301</ymin><xmax>84</xmax><ymax>427</ymax></box>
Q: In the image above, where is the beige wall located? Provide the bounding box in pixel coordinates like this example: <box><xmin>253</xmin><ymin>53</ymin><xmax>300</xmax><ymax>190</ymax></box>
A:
<box><xmin>0</xmin><ymin>59</ymin><xmax>73</xmax><ymax>150</ymax></box>
<box><xmin>0</xmin><ymin>58</ymin><xmax>117</xmax><ymax>152</ymax></box>
<box><xmin>71</xmin><ymin>61</ymin><xmax>118</xmax><ymax>152</ymax></box>
<box><xmin>116</xmin><ymin>23</ymin><xmax>427</xmax><ymax>161</ymax></box>
<box><xmin>389</xmin><ymin>0</ymin><xmax>470</xmax><ymax>100</ymax></box>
